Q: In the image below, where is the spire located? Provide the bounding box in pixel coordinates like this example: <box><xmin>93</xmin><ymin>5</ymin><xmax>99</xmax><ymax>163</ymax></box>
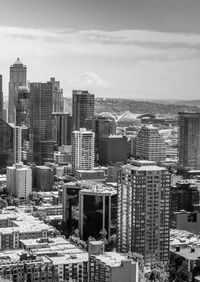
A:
<box><xmin>13</xmin><ymin>58</ymin><xmax>23</xmax><ymax>65</ymax></box>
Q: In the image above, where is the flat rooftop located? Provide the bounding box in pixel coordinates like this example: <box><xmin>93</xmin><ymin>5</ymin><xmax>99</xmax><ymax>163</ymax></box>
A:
<box><xmin>124</xmin><ymin>163</ymin><xmax>167</xmax><ymax>172</ymax></box>
<box><xmin>171</xmin><ymin>247</ymin><xmax>200</xmax><ymax>261</ymax></box>
<box><xmin>93</xmin><ymin>252</ymin><xmax>130</xmax><ymax>267</ymax></box>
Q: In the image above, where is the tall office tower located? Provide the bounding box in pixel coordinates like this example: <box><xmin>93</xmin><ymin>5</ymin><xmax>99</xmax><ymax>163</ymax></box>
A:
<box><xmin>8</xmin><ymin>58</ymin><xmax>27</xmax><ymax>124</ymax></box>
<box><xmin>48</xmin><ymin>77</ymin><xmax>64</xmax><ymax>112</ymax></box>
<box><xmin>0</xmin><ymin>75</ymin><xmax>3</xmax><ymax>119</ymax></box>
<box><xmin>178</xmin><ymin>112</ymin><xmax>200</xmax><ymax>169</ymax></box>
<box><xmin>88</xmin><ymin>242</ymin><xmax>138</xmax><ymax>282</ymax></box>
<box><xmin>0</xmin><ymin>119</ymin><xmax>13</xmax><ymax>169</ymax></box>
<box><xmin>29</xmin><ymin>82</ymin><xmax>54</xmax><ymax>164</ymax></box>
<box><xmin>52</xmin><ymin>113</ymin><xmax>72</xmax><ymax>146</ymax></box>
<box><xmin>85</xmin><ymin>116</ymin><xmax>116</xmax><ymax>161</ymax></box>
<box><xmin>7</xmin><ymin>162</ymin><xmax>32</xmax><ymax>201</ymax></box>
<box><xmin>72</xmin><ymin>90</ymin><xmax>94</xmax><ymax>130</ymax></box>
<box><xmin>117</xmin><ymin>160</ymin><xmax>170</xmax><ymax>265</ymax></box>
<box><xmin>9</xmin><ymin>124</ymin><xmax>22</xmax><ymax>164</ymax></box>
<box><xmin>79</xmin><ymin>184</ymin><xmax>117</xmax><ymax>240</ymax></box>
<box><xmin>72</xmin><ymin>128</ymin><xmax>95</xmax><ymax>173</ymax></box>
<box><xmin>16</xmin><ymin>86</ymin><xmax>30</xmax><ymax>126</ymax></box>
<box><xmin>136</xmin><ymin>125</ymin><xmax>166</xmax><ymax>162</ymax></box>
<box><xmin>99</xmin><ymin>135</ymin><xmax>128</xmax><ymax>165</ymax></box>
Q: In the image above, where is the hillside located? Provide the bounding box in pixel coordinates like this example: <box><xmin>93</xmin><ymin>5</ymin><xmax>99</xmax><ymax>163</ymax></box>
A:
<box><xmin>64</xmin><ymin>97</ymin><xmax>200</xmax><ymax>116</ymax></box>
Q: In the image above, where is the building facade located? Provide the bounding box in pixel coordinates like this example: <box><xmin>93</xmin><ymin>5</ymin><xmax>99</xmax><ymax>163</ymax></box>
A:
<box><xmin>79</xmin><ymin>184</ymin><xmax>117</xmax><ymax>240</ymax></box>
<box><xmin>179</xmin><ymin>112</ymin><xmax>200</xmax><ymax>169</ymax></box>
<box><xmin>88</xmin><ymin>241</ymin><xmax>138</xmax><ymax>282</ymax></box>
<box><xmin>117</xmin><ymin>160</ymin><xmax>170</xmax><ymax>265</ymax></box>
<box><xmin>0</xmin><ymin>74</ymin><xmax>3</xmax><ymax>119</ymax></box>
<box><xmin>29</xmin><ymin>82</ymin><xmax>54</xmax><ymax>164</ymax></box>
<box><xmin>48</xmin><ymin>77</ymin><xmax>64</xmax><ymax>113</ymax></box>
<box><xmin>9</xmin><ymin>124</ymin><xmax>22</xmax><ymax>164</ymax></box>
<box><xmin>99</xmin><ymin>135</ymin><xmax>128</xmax><ymax>165</ymax></box>
<box><xmin>52</xmin><ymin>113</ymin><xmax>72</xmax><ymax>146</ymax></box>
<box><xmin>16</xmin><ymin>85</ymin><xmax>30</xmax><ymax>126</ymax></box>
<box><xmin>7</xmin><ymin>162</ymin><xmax>32</xmax><ymax>200</ymax></box>
<box><xmin>72</xmin><ymin>90</ymin><xmax>94</xmax><ymax>130</ymax></box>
<box><xmin>85</xmin><ymin>116</ymin><xmax>116</xmax><ymax>161</ymax></box>
<box><xmin>72</xmin><ymin>128</ymin><xmax>95</xmax><ymax>173</ymax></box>
<box><xmin>8</xmin><ymin>58</ymin><xmax>27</xmax><ymax>124</ymax></box>
<box><xmin>136</xmin><ymin>125</ymin><xmax>166</xmax><ymax>162</ymax></box>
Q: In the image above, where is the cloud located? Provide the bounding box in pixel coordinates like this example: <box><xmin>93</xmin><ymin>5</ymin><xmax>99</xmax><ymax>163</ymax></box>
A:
<box><xmin>1</xmin><ymin>25</ymin><xmax>200</xmax><ymax>100</ymax></box>
<box><xmin>0</xmin><ymin>25</ymin><xmax>200</xmax><ymax>62</ymax></box>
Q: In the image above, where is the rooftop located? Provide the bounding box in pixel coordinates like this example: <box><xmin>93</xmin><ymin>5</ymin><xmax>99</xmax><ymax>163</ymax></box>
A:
<box><xmin>93</xmin><ymin>252</ymin><xmax>130</xmax><ymax>267</ymax></box>
<box><xmin>123</xmin><ymin>163</ymin><xmax>167</xmax><ymax>172</ymax></box>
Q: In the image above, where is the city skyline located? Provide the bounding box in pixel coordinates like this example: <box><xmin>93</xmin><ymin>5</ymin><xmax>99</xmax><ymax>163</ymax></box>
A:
<box><xmin>0</xmin><ymin>0</ymin><xmax>200</xmax><ymax>100</ymax></box>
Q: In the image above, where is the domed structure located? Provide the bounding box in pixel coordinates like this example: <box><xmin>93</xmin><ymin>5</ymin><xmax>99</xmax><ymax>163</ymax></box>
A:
<box><xmin>98</xmin><ymin>112</ymin><xmax>116</xmax><ymax>121</ymax></box>
<box><xmin>117</xmin><ymin>111</ymin><xmax>141</xmax><ymax>125</ymax></box>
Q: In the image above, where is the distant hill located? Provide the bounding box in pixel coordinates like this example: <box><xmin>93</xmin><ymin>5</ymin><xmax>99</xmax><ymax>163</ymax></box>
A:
<box><xmin>63</xmin><ymin>97</ymin><xmax>200</xmax><ymax>116</ymax></box>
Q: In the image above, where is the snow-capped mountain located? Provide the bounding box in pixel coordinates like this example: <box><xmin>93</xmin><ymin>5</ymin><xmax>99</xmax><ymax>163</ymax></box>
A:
<box><xmin>68</xmin><ymin>72</ymin><xmax>110</xmax><ymax>88</ymax></box>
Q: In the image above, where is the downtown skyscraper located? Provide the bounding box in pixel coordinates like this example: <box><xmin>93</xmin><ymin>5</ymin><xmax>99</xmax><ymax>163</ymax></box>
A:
<box><xmin>8</xmin><ymin>58</ymin><xmax>27</xmax><ymax>124</ymax></box>
<box><xmin>0</xmin><ymin>75</ymin><xmax>3</xmax><ymax>120</ymax></box>
<box><xmin>178</xmin><ymin>112</ymin><xmax>200</xmax><ymax>169</ymax></box>
<box><xmin>117</xmin><ymin>160</ymin><xmax>170</xmax><ymax>265</ymax></box>
<box><xmin>29</xmin><ymin>82</ymin><xmax>54</xmax><ymax>164</ymax></box>
<box><xmin>72</xmin><ymin>90</ymin><xmax>95</xmax><ymax>130</ymax></box>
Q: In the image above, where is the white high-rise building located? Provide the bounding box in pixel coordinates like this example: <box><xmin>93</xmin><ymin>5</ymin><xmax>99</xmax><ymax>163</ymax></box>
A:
<box><xmin>72</xmin><ymin>128</ymin><xmax>95</xmax><ymax>173</ymax></box>
<box><xmin>9</xmin><ymin>124</ymin><xmax>22</xmax><ymax>164</ymax></box>
<box><xmin>7</xmin><ymin>163</ymin><xmax>32</xmax><ymax>201</ymax></box>
<box><xmin>117</xmin><ymin>160</ymin><xmax>170</xmax><ymax>265</ymax></box>
<box><xmin>136</xmin><ymin>125</ymin><xmax>166</xmax><ymax>162</ymax></box>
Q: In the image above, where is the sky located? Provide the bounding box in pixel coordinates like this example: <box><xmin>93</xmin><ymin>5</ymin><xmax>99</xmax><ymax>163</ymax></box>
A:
<box><xmin>0</xmin><ymin>0</ymin><xmax>200</xmax><ymax>99</ymax></box>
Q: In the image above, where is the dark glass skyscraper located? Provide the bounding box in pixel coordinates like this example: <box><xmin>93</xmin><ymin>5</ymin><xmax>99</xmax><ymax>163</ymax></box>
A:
<box><xmin>29</xmin><ymin>82</ymin><xmax>54</xmax><ymax>164</ymax></box>
<box><xmin>79</xmin><ymin>186</ymin><xmax>117</xmax><ymax>241</ymax></box>
<box><xmin>84</xmin><ymin>116</ymin><xmax>116</xmax><ymax>161</ymax></box>
<box><xmin>0</xmin><ymin>119</ymin><xmax>13</xmax><ymax>170</ymax></box>
<box><xmin>52</xmin><ymin>113</ymin><xmax>72</xmax><ymax>146</ymax></box>
<box><xmin>8</xmin><ymin>58</ymin><xmax>27</xmax><ymax>124</ymax></box>
<box><xmin>178</xmin><ymin>112</ymin><xmax>200</xmax><ymax>169</ymax></box>
<box><xmin>72</xmin><ymin>90</ymin><xmax>94</xmax><ymax>130</ymax></box>
<box><xmin>0</xmin><ymin>75</ymin><xmax>3</xmax><ymax>120</ymax></box>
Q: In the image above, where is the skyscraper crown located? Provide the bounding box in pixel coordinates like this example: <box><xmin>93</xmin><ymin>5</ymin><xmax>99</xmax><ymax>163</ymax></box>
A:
<box><xmin>13</xmin><ymin>58</ymin><xmax>23</xmax><ymax>65</ymax></box>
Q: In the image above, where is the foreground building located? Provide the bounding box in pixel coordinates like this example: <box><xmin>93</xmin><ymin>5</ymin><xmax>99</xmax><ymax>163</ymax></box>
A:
<box><xmin>117</xmin><ymin>160</ymin><xmax>171</xmax><ymax>265</ymax></box>
<box><xmin>79</xmin><ymin>183</ymin><xmax>117</xmax><ymax>240</ymax></box>
<box><xmin>88</xmin><ymin>241</ymin><xmax>138</xmax><ymax>282</ymax></box>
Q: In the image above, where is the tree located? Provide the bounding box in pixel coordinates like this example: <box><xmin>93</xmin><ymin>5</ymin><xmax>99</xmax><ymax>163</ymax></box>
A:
<box><xmin>174</xmin><ymin>261</ymin><xmax>189</xmax><ymax>282</ymax></box>
<box><xmin>127</xmin><ymin>252</ymin><xmax>145</xmax><ymax>282</ymax></box>
<box><xmin>146</xmin><ymin>263</ymin><xmax>169</xmax><ymax>282</ymax></box>
<box><xmin>0</xmin><ymin>198</ymin><xmax>8</xmax><ymax>209</ymax></box>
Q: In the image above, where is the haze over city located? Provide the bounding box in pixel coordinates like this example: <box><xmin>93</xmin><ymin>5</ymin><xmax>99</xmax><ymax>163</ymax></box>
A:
<box><xmin>0</xmin><ymin>0</ymin><xmax>200</xmax><ymax>99</ymax></box>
